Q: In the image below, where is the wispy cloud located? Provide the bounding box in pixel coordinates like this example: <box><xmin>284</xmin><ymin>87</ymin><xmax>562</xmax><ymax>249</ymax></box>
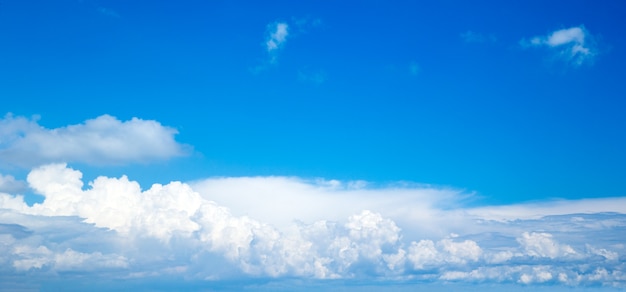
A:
<box><xmin>460</xmin><ymin>31</ymin><xmax>496</xmax><ymax>43</ymax></box>
<box><xmin>0</xmin><ymin>114</ymin><xmax>190</xmax><ymax>167</ymax></box>
<box><xmin>521</xmin><ymin>25</ymin><xmax>597</xmax><ymax>66</ymax></box>
<box><xmin>298</xmin><ymin>68</ymin><xmax>326</xmax><ymax>84</ymax></box>
<box><xmin>0</xmin><ymin>164</ymin><xmax>624</xmax><ymax>288</ymax></box>
<box><xmin>252</xmin><ymin>18</ymin><xmax>322</xmax><ymax>74</ymax></box>
<box><xmin>97</xmin><ymin>6</ymin><xmax>121</xmax><ymax>18</ymax></box>
<box><xmin>409</xmin><ymin>62</ymin><xmax>420</xmax><ymax>76</ymax></box>
<box><xmin>266</xmin><ymin>22</ymin><xmax>289</xmax><ymax>53</ymax></box>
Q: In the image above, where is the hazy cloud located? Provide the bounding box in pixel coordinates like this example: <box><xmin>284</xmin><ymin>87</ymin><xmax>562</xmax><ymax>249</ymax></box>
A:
<box><xmin>0</xmin><ymin>114</ymin><xmax>190</xmax><ymax>167</ymax></box>
<box><xmin>460</xmin><ymin>31</ymin><xmax>496</xmax><ymax>43</ymax></box>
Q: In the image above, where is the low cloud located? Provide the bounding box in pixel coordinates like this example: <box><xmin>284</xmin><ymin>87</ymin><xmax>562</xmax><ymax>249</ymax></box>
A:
<box><xmin>0</xmin><ymin>114</ymin><xmax>190</xmax><ymax>167</ymax></box>
<box><xmin>522</xmin><ymin>25</ymin><xmax>597</xmax><ymax>66</ymax></box>
<box><xmin>0</xmin><ymin>164</ymin><xmax>624</xmax><ymax>288</ymax></box>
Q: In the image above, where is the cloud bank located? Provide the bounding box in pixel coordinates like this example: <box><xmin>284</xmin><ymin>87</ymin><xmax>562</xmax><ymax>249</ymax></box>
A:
<box><xmin>522</xmin><ymin>25</ymin><xmax>597</xmax><ymax>66</ymax></box>
<box><xmin>0</xmin><ymin>114</ymin><xmax>189</xmax><ymax>167</ymax></box>
<box><xmin>0</xmin><ymin>164</ymin><xmax>624</xmax><ymax>289</ymax></box>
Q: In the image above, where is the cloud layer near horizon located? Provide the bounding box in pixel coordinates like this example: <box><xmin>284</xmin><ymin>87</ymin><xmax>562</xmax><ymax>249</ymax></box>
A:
<box><xmin>0</xmin><ymin>114</ymin><xmax>189</xmax><ymax>168</ymax></box>
<box><xmin>1</xmin><ymin>164</ymin><xmax>624</xmax><ymax>288</ymax></box>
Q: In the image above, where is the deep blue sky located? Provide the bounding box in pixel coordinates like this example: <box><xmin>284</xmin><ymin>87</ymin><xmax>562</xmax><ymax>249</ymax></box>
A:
<box><xmin>2</xmin><ymin>0</ymin><xmax>625</xmax><ymax>204</ymax></box>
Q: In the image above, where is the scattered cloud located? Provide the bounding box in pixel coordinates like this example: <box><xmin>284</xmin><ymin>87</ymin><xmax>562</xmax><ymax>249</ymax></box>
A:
<box><xmin>252</xmin><ymin>18</ymin><xmax>322</xmax><ymax>73</ymax></box>
<box><xmin>97</xmin><ymin>6</ymin><xmax>121</xmax><ymax>18</ymax></box>
<box><xmin>521</xmin><ymin>25</ymin><xmax>597</xmax><ymax>66</ymax></box>
<box><xmin>0</xmin><ymin>164</ymin><xmax>624</xmax><ymax>288</ymax></box>
<box><xmin>460</xmin><ymin>31</ymin><xmax>496</xmax><ymax>43</ymax></box>
<box><xmin>0</xmin><ymin>114</ymin><xmax>190</xmax><ymax>168</ymax></box>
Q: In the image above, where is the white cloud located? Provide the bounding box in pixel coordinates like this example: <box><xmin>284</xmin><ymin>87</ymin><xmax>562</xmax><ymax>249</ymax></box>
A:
<box><xmin>517</xmin><ymin>232</ymin><xmax>576</xmax><ymax>259</ymax></box>
<box><xmin>0</xmin><ymin>114</ymin><xmax>189</xmax><ymax>167</ymax></box>
<box><xmin>0</xmin><ymin>164</ymin><xmax>624</xmax><ymax>288</ymax></box>
<box><xmin>522</xmin><ymin>25</ymin><xmax>597</xmax><ymax>66</ymax></box>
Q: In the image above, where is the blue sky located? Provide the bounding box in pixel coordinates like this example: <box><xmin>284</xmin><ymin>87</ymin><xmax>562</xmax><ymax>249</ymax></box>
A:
<box><xmin>1</xmin><ymin>0</ymin><xmax>625</xmax><ymax>290</ymax></box>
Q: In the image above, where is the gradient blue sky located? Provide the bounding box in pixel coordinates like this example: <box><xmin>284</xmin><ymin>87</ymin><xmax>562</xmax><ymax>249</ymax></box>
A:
<box><xmin>1</xmin><ymin>0</ymin><xmax>626</xmax><ymax>290</ymax></box>
<box><xmin>2</xmin><ymin>0</ymin><xmax>625</xmax><ymax>203</ymax></box>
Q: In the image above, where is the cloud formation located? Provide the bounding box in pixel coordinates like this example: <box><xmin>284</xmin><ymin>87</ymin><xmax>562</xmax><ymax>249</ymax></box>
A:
<box><xmin>0</xmin><ymin>164</ymin><xmax>624</xmax><ymax>289</ymax></box>
<box><xmin>522</xmin><ymin>25</ymin><xmax>597</xmax><ymax>66</ymax></box>
<box><xmin>0</xmin><ymin>114</ymin><xmax>189</xmax><ymax>167</ymax></box>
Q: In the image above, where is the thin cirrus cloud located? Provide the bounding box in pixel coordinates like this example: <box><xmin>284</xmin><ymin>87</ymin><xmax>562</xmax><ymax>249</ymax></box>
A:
<box><xmin>265</xmin><ymin>22</ymin><xmax>289</xmax><ymax>64</ymax></box>
<box><xmin>522</xmin><ymin>25</ymin><xmax>597</xmax><ymax>66</ymax></box>
<box><xmin>460</xmin><ymin>30</ymin><xmax>497</xmax><ymax>43</ymax></box>
<box><xmin>0</xmin><ymin>114</ymin><xmax>190</xmax><ymax>168</ymax></box>
<box><xmin>0</xmin><ymin>163</ymin><xmax>624</xmax><ymax>289</ymax></box>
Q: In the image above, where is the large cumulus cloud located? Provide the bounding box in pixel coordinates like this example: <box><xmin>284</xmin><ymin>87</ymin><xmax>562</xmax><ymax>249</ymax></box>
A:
<box><xmin>0</xmin><ymin>164</ymin><xmax>625</xmax><ymax>289</ymax></box>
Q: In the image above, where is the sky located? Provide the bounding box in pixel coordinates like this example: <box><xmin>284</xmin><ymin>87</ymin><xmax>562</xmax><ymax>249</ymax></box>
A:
<box><xmin>0</xmin><ymin>0</ymin><xmax>625</xmax><ymax>291</ymax></box>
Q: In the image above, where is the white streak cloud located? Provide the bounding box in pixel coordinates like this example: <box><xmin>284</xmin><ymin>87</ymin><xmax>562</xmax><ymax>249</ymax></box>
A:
<box><xmin>522</xmin><ymin>25</ymin><xmax>597</xmax><ymax>66</ymax></box>
<box><xmin>0</xmin><ymin>114</ymin><xmax>189</xmax><ymax>167</ymax></box>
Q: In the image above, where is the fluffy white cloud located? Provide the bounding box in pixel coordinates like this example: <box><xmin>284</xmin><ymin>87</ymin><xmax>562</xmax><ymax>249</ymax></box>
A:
<box><xmin>517</xmin><ymin>232</ymin><xmax>576</xmax><ymax>259</ymax></box>
<box><xmin>0</xmin><ymin>164</ymin><xmax>624</xmax><ymax>288</ymax></box>
<box><xmin>0</xmin><ymin>114</ymin><xmax>189</xmax><ymax>167</ymax></box>
<box><xmin>522</xmin><ymin>25</ymin><xmax>597</xmax><ymax>66</ymax></box>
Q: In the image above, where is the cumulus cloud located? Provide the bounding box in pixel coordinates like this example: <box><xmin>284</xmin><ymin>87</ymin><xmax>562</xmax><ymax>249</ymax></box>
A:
<box><xmin>517</xmin><ymin>232</ymin><xmax>576</xmax><ymax>259</ymax></box>
<box><xmin>0</xmin><ymin>164</ymin><xmax>625</xmax><ymax>288</ymax></box>
<box><xmin>0</xmin><ymin>114</ymin><xmax>189</xmax><ymax>167</ymax></box>
<box><xmin>522</xmin><ymin>25</ymin><xmax>597</xmax><ymax>66</ymax></box>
